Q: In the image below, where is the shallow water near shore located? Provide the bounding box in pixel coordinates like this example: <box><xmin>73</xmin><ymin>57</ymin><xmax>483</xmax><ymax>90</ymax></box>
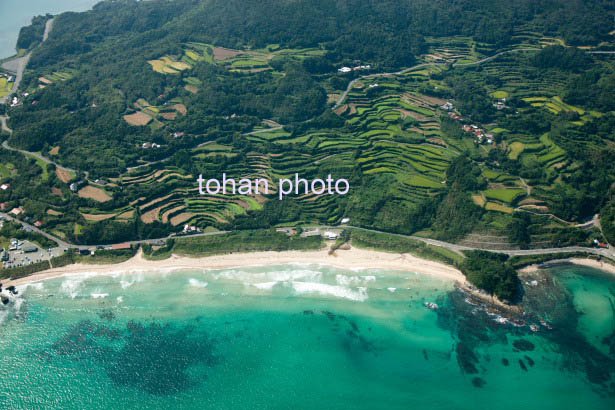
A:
<box><xmin>0</xmin><ymin>0</ymin><xmax>100</xmax><ymax>59</ymax></box>
<box><xmin>0</xmin><ymin>264</ymin><xmax>613</xmax><ymax>409</ymax></box>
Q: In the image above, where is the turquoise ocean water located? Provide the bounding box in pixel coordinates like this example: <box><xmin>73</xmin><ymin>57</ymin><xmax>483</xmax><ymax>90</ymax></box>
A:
<box><xmin>0</xmin><ymin>0</ymin><xmax>100</xmax><ymax>59</ymax></box>
<box><xmin>0</xmin><ymin>263</ymin><xmax>613</xmax><ymax>409</ymax></box>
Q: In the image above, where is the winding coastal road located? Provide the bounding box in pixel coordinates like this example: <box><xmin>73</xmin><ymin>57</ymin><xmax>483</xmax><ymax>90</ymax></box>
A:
<box><xmin>0</xmin><ymin>19</ymin><xmax>54</xmax><ymax>105</ymax></box>
<box><xmin>3</xmin><ymin>212</ymin><xmax>612</xmax><ymax>263</ymax></box>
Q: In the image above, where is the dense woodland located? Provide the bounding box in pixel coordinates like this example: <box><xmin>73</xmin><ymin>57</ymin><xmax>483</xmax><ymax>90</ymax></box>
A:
<box><xmin>15</xmin><ymin>14</ymin><xmax>51</xmax><ymax>50</ymax></box>
<box><xmin>2</xmin><ymin>0</ymin><xmax>615</xmax><ymax>255</ymax></box>
<box><xmin>460</xmin><ymin>251</ymin><xmax>522</xmax><ymax>302</ymax></box>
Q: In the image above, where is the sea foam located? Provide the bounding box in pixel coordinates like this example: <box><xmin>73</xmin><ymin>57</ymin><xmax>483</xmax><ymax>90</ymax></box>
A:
<box><xmin>188</xmin><ymin>279</ymin><xmax>208</xmax><ymax>288</ymax></box>
<box><xmin>290</xmin><ymin>282</ymin><xmax>368</xmax><ymax>302</ymax></box>
<box><xmin>60</xmin><ymin>278</ymin><xmax>84</xmax><ymax>299</ymax></box>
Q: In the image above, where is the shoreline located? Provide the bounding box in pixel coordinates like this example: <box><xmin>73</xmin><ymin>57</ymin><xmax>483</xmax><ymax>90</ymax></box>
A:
<box><xmin>519</xmin><ymin>257</ymin><xmax>615</xmax><ymax>275</ymax></box>
<box><xmin>5</xmin><ymin>249</ymin><xmax>615</xmax><ymax>294</ymax></box>
<box><xmin>4</xmin><ymin>247</ymin><xmax>467</xmax><ymax>288</ymax></box>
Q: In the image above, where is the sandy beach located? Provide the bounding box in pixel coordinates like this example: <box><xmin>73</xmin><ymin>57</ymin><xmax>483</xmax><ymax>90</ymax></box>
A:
<box><xmin>4</xmin><ymin>247</ymin><xmax>467</xmax><ymax>287</ymax></box>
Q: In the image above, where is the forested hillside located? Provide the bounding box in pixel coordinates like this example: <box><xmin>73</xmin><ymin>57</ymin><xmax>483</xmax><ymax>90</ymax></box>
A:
<box><xmin>2</xmin><ymin>0</ymin><xmax>615</xmax><ymax>245</ymax></box>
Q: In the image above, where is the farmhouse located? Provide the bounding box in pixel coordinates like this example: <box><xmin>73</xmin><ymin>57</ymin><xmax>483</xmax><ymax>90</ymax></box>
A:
<box><xmin>440</xmin><ymin>102</ymin><xmax>454</xmax><ymax>111</ymax></box>
<box><xmin>183</xmin><ymin>224</ymin><xmax>201</xmax><ymax>234</ymax></box>
<box><xmin>70</xmin><ymin>180</ymin><xmax>86</xmax><ymax>192</ymax></box>
<box><xmin>1</xmin><ymin>184</ymin><xmax>10</xmax><ymax>190</ymax></box>
<box><xmin>9</xmin><ymin>207</ymin><xmax>24</xmax><ymax>216</ymax></box>
<box><xmin>338</xmin><ymin>67</ymin><xmax>352</xmax><ymax>73</ymax></box>
<box><xmin>494</xmin><ymin>100</ymin><xmax>507</xmax><ymax>110</ymax></box>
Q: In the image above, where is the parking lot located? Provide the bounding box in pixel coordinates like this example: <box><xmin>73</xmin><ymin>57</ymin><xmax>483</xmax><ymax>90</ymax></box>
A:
<box><xmin>2</xmin><ymin>240</ymin><xmax>65</xmax><ymax>269</ymax></box>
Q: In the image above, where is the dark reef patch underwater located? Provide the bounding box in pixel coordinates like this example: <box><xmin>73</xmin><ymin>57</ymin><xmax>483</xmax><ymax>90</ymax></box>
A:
<box><xmin>434</xmin><ymin>266</ymin><xmax>615</xmax><ymax>398</ymax></box>
<box><xmin>44</xmin><ymin>320</ymin><xmax>219</xmax><ymax>395</ymax></box>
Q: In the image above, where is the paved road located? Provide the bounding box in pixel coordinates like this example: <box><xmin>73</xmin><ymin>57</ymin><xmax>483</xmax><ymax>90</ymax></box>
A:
<box><xmin>0</xmin><ymin>54</ymin><xmax>29</xmax><ymax>104</ymax></box>
<box><xmin>0</xmin><ymin>19</ymin><xmax>54</xmax><ymax>105</ymax></box>
<box><xmin>244</xmin><ymin>126</ymin><xmax>284</xmax><ymax>135</ymax></box>
<box><xmin>1</xmin><ymin>140</ymin><xmax>83</xmax><ymax>178</ymax></box>
<box><xmin>42</xmin><ymin>18</ymin><xmax>54</xmax><ymax>42</ymax></box>
<box><xmin>1</xmin><ymin>211</ymin><xmax>71</xmax><ymax>249</ymax></box>
<box><xmin>451</xmin><ymin>48</ymin><xmax>538</xmax><ymax>67</ymax></box>
<box><xmin>1</xmin><ymin>210</ymin><xmax>613</xmax><ymax>264</ymax></box>
<box><xmin>0</xmin><ymin>115</ymin><xmax>10</xmax><ymax>134</ymax></box>
<box><xmin>310</xmin><ymin>225</ymin><xmax>615</xmax><ymax>260</ymax></box>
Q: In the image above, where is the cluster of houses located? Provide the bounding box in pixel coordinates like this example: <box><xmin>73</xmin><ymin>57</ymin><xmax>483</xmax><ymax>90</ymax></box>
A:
<box><xmin>440</xmin><ymin>101</ymin><xmax>495</xmax><ymax>144</ymax></box>
<box><xmin>12</xmin><ymin>92</ymin><xmax>36</xmax><ymax>107</ymax></box>
<box><xmin>3</xmin><ymin>206</ymin><xmax>44</xmax><ymax>228</ymax></box>
<box><xmin>338</xmin><ymin>65</ymin><xmax>371</xmax><ymax>73</ymax></box>
<box><xmin>462</xmin><ymin>124</ymin><xmax>494</xmax><ymax>144</ymax></box>
<box><xmin>441</xmin><ymin>102</ymin><xmax>465</xmax><ymax>121</ymax></box>
<box><xmin>142</xmin><ymin>142</ymin><xmax>161</xmax><ymax>149</ymax></box>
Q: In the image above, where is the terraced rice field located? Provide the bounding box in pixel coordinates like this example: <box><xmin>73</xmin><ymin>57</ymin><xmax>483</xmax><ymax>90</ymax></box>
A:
<box><xmin>78</xmin><ymin>186</ymin><xmax>112</xmax><ymax>202</ymax></box>
<box><xmin>0</xmin><ymin>77</ymin><xmax>13</xmax><ymax>97</ymax></box>
<box><xmin>55</xmin><ymin>168</ymin><xmax>74</xmax><ymax>183</ymax></box>
<box><xmin>124</xmin><ymin>112</ymin><xmax>152</xmax><ymax>126</ymax></box>
<box><xmin>483</xmin><ymin>188</ymin><xmax>525</xmax><ymax>204</ymax></box>
<box><xmin>75</xmin><ymin>33</ymin><xmax>601</xmax><ymax>235</ymax></box>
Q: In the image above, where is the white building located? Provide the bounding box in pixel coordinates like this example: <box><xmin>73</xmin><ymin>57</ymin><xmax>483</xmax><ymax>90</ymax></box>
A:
<box><xmin>338</xmin><ymin>67</ymin><xmax>352</xmax><ymax>73</ymax></box>
<box><xmin>324</xmin><ymin>231</ymin><xmax>339</xmax><ymax>240</ymax></box>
